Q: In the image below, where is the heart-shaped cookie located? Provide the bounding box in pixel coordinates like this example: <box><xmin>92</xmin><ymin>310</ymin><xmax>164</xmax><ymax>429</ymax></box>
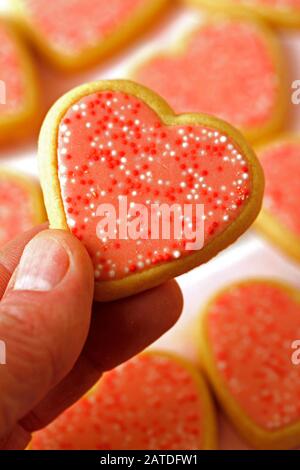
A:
<box><xmin>0</xmin><ymin>169</ymin><xmax>46</xmax><ymax>247</ymax></box>
<box><xmin>12</xmin><ymin>0</ymin><xmax>169</xmax><ymax>71</ymax></box>
<box><xmin>38</xmin><ymin>80</ymin><xmax>264</xmax><ymax>301</ymax></box>
<box><xmin>255</xmin><ymin>137</ymin><xmax>300</xmax><ymax>263</ymax></box>
<box><xmin>0</xmin><ymin>19</ymin><xmax>38</xmax><ymax>143</ymax></box>
<box><xmin>184</xmin><ymin>0</ymin><xmax>300</xmax><ymax>27</ymax></box>
<box><xmin>30</xmin><ymin>352</ymin><xmax>217</xmax><ymax>450</ymax></box>
<box><xmin>133</xmin><ymin>18</ymin><xmax>285</xmax><ymax>142</ymax></box>
<box><xmin>200</xmin><ymin>279</ymin><xmax>300</xmax><ymax>449</ymax></box>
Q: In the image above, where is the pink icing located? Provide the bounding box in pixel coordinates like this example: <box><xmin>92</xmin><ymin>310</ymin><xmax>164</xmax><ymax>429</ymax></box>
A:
<box><xmin>135</xmin><ymin>21</ymin><xmax>278</xmax><ymax>130</ymax></box>
<box><xmin>23</xmin><ymin>0</ymin><xmax>151</xmax><ymax>55</ymax></box>
<box><xmin>260</xmin><ymin>141</ymin><xmax>300</xmax><ymax>237</ymax></box>
<box><xmin>0</xmin><ymin>24</ymin><xmax>26</xmax><ymax>116</ymax></box>
<box><xmin>31</xmin><ymin>354</ymin><xmax>206</xmax><ymax>450</ymax></box>
<box><xmin>0</xmin><ymin>177</ymin><xmax>35</xmax><ymax>247</ymax></box>
<box><xmin>57</xmin><ymin>91</ymin><xmax>251</xmax><ymax>281</ymax></box>
<box><xmin>58</xmin><ymin>92</ymin><xmax>250</xmax><ymax>280</ymax></box>
<box><xmin>207</xmin><ymin>282</ymin><xmax>300</xmax><ymax>431</ymax></box>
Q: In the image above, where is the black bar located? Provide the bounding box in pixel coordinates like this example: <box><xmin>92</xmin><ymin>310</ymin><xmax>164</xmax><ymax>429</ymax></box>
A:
<box><xmin>0</xmin><ymin>450</ymin><xmax>297</xmax><ymax>467</ymax></box>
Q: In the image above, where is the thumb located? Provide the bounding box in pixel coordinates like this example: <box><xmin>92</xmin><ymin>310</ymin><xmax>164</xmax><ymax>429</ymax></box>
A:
<box><xmin>0</xmin><ymin>229</ymin><xmax>94</xmax><ymax>439</ymax></box>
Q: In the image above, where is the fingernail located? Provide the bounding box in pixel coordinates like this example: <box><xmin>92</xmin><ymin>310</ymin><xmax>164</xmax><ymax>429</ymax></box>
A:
<box><xmin>14</xmin><ymin>234</ymin><xmax>70</xmax><ymax>291</ymax></box>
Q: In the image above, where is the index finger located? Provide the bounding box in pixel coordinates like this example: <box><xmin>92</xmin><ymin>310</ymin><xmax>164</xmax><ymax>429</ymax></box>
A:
<box><xmin>21</xmin><ymin>280</ymin><xmax>183</xmax><ymax>433</ymax></box>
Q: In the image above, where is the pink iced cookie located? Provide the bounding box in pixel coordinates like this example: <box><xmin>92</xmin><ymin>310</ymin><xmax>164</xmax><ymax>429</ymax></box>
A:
<box><xmin>30</xmin><ymin>352</ymin><xmax>217</xmax><ymax>450</ymax></box>
<box><xmin>13</xmin><ymin>0</ymin><xmax>170</xmax><ymax>70</ymax></box>
<box><xmin>201</xmin><ymin>279</ymin><xmax>300</xmax><ymax>449</ymax></box>
<box><xmin>185</xmin><ymin>0</ymin><xmax>300</xmax><ymax>27</ymax></box>
<box><xmin>0</xmin><ymin>170</ymin><xmax>46</xmax><ymax>247</ymax></box>
<box><xmin>39</xmin><ymin>81</ymin><xmax>264</xmax><ymax>301</ymax></box>
<box><xmin>0</xmin><ymin>20</ymin><xmax>38</xmax><ymax>142</ymax></box>
<box><xmin>256</xmin><ymin>137</ymin><xmax>300</xmax><ymax>263</ymax></box>
<box><xmin>133</xmin><ymin>19</ymin><xmax>285</xmax><ymax>142</ymax></box>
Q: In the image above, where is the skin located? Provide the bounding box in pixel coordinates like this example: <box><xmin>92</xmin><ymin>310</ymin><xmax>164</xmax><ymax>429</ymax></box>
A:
<box><xmin>0</xmin><ymin>225</ymin><xmax>183</xmax><ymax>450</ymax></box>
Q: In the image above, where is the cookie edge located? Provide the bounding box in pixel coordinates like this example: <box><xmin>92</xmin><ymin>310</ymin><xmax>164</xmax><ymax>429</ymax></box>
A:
<box><xmin>184</xmin><ymin>0</ymin><xmax>300</xmax><ymax>28</ymax></box>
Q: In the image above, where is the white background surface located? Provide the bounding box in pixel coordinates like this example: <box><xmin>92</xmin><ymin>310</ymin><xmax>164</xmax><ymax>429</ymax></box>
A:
<box><xmin>1</xmin><ymin>0</ymin><xmax>300</xmax><ymax>450</ymax></box>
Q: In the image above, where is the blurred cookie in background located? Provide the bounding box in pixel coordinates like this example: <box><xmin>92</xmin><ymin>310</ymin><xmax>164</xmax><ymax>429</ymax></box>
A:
<box><xmin>30</xmin><ymin>351</ymin><xmax>217</xmax><ymax>450</ymax></box>
<box><xmin>11</xmin><ymin>0</ymin><xmax>171</xmax><ymax>71</ymax></box>
<box><xmin>256</xmin><ymin>136</ymin><xmax>300</xmax><ymax>263</ymax></box>
<box><xmin>200</xmin><ymin>279</ymin><xmax>300</xmax><ymax>449</ymax></box>
<box><xmin>0</xmin><ymin>168</ymin><xmax>46</xmax><ymax>247</ymax></box>
<box><xmin>183</xmin><ymin>0</ymin><xmax>300</xmax><ymax>28</ymax></box>
<box><xmin>0</xmin><ymin>18</ymin><xmax>39</xmax><ymax>144</ymax></box>
<box><xmin>133</xmin><ymin>17</ymin><xmax>286</xmax><ymax>142</ymax></box>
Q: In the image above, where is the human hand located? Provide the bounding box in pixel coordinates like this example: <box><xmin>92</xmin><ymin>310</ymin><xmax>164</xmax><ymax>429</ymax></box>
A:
<box><xmin>0</xmin><ymin>227</ymin><xmax>183</xmax><ymax>449</ymax></box>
